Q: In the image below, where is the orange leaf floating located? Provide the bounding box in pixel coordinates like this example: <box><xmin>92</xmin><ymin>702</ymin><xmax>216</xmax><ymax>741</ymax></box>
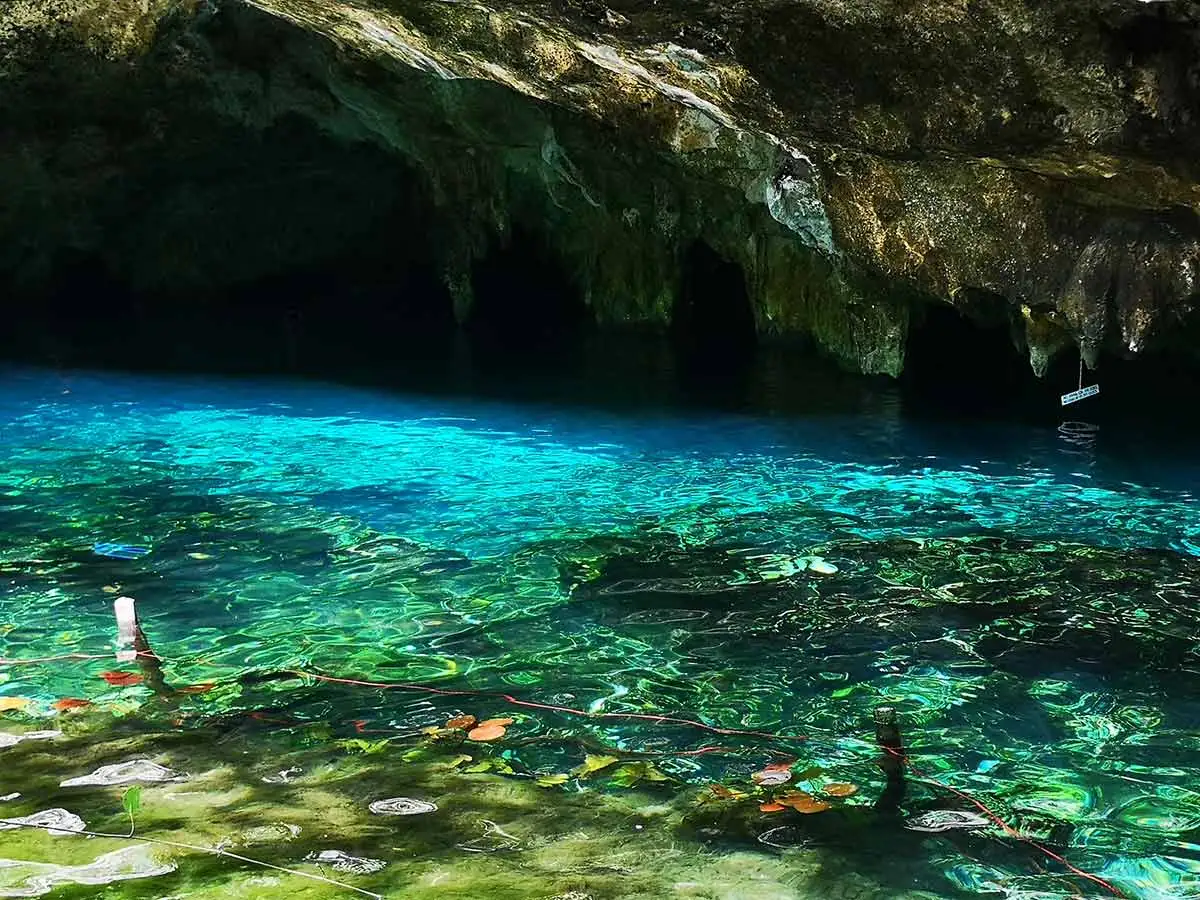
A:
<box><xmin>821</xmin><ymin>782</ymin><xmax>858</xmax><ymax>798</ymax></box>
<box><xmin>791</xmin><ymin>797</ymin><xmax>831</xmax><ymax>814</ymax></box>
<box><xmin>445</xmin><ymin>715</ymin><xmax>477</xmax><ymax>730</ymax></box>
<box><xmin>478</xmin><ymin>718</ymin><xmax>514</xmax><ymax>728</ymax></box>
<box><xmin>759</xmin><ymin>802</ymin><xmax>786</xmax><ymax>813</ymax></box>
<box><xmin>0</xmin><ymin>697</ymin><xmax>31</xmax><ymax>712</ymax></box>
<box><xmin>775</xmin><ymin>791</ymin><xmax>814</xmax><ymax>809</ymax></box>
<box><xmin>53</xmin><ymin>698</ymin><xmax>91</xmax><ymax>711</ymax></box>
<box><xmin>467</xmin><ymin>723</ymin><xmax>506</xmax><ymax>742</ymax></box>
<box><xmin>176</xmin><ymin>683</ymin><xmax>215</xmax><ymax>695</ymax></box>
<box><xmin>100</xmin><ymin>672</ymin><xmax>143</xmax><ymax>687</ymax></box>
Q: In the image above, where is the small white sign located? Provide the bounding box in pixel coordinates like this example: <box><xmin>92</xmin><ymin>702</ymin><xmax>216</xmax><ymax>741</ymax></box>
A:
<box><xmin>1061</xmin><ymin>384</ymin><xmax>1100</xmax><ymax>406</ymax></box>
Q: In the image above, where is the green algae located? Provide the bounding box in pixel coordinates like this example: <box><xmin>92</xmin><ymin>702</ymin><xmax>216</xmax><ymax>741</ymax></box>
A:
<box><xmin>0</xmin><ymin>713</ymin><xmax>931</xmax><ymax>900</ymax></box>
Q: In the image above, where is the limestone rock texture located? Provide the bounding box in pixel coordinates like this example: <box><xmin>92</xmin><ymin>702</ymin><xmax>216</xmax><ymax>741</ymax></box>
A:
<box><xmin>2</xmin><ymin>0</ymin><xmax>1198</xmax><ymax>375</ymax></box>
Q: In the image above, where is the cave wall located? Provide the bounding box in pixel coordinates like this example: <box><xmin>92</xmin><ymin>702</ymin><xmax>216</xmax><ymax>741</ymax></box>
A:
<box><xmin>2</xmin><ymin>0</ymin><xmax>1199</xmax><ymax>378</ymax></box>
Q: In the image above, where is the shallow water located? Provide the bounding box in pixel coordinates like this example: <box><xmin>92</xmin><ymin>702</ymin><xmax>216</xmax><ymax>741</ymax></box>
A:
<box><xmin>1</xmin><ymin>365</ymin><xmax>1198</xmax><ymax>900</ymax></box>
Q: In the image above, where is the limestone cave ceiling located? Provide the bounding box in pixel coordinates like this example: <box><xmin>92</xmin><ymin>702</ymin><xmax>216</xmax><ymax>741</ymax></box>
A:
<box><xmin>1</xmin><ymin>0</ymin><xmax>1198</xmax><ymax>375</ymax></box>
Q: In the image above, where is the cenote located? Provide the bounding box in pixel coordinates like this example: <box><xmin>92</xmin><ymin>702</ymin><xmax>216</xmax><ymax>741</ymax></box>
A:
<box><xmin>4</xmin><ymin>1</ymin><xmax>1200</xmax><ymax>898</ymax></box>
<box><xmin>1</xmin><ymin>340</ymin><xmax>1198</xmax><ymax>900</ymax></box>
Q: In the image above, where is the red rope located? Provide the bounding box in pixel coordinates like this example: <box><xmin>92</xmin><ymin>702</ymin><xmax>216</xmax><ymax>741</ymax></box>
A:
<box><xmin>886</xmin><ymin>748</ymin><xmax>1124</xmax><ymax>898</ymax></box>
<box><xmin>283</xmin><ymin>668</ymin><xmax>812</xmax><ymax>742</ymax></box>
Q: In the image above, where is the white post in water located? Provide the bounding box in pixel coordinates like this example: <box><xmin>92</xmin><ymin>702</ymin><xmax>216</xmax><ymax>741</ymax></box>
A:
<box><xmin>114</xmin><ymin>596</ymin><xmax>138</xmax><ymax>662</ymax></box>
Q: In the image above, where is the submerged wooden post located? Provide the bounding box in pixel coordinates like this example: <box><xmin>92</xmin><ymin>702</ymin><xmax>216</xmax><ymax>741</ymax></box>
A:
<box><xmin>873</xmin><ymin>705</ymin><xmax>906</xmax><ymax>814</ymax></box>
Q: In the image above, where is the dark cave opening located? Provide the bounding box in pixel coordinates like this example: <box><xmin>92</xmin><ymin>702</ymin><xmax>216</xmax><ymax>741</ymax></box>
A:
<box><xmin>9</xmin><ymin>231</ymin><xmax>458</xmax><ymax>379</ymax></box>
<box><xmin>0</xmin><ymin>95</ymin><xmax>1196</xmax><ymax>427</ymax></box>
<box><xmin>672</xmin><ymin>240</ymin><xmax>758</xmax><ymax>373</ymax></box>
<box><xmin>32</xmin><ymin>249</ymin><xmax>137</xmax><ymax>356</ymax></box>
<box><xmin>0</xmin><ymin>114</ymin><xmax>463</xmax><ymax>377</ymax></box>
<box><xmin>901</xmin><ymin>300</ymin><xmax>1058</xmax><ymax>421</ymax></box>
<box><xmin>466</xmin><ymin>227</ymin><xmax>589</xmax><ymax>366</ymax></box>
<box><xmin>902</xmin><ymin>296</ymin><xmax>1200</xmax><ymax>437</ymax></box>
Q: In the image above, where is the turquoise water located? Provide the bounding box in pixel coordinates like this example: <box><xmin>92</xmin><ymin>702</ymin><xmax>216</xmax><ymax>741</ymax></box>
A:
<box><xmin>1</xmin><ymin>366</ymin><xmax>1199</xmax><ymax>900</ymax></box>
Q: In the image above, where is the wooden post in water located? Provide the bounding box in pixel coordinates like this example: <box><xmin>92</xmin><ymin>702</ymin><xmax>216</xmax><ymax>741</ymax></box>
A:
<box><xmin>873</xmin><ymin>705</ymin><xmax>906</xmax><ymax>814</ymax></box>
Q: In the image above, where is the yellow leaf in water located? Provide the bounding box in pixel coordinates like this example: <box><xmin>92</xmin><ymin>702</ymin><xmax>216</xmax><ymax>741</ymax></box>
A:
<box><xmin>572</xmin><ymin>754</ymin><xmax>620</xmax><ymax>776</ymax></box>
<box><xmin>0</xmin><ymin>697</ymin><xmax>31</xmax><ymax>712</ymax></box>
<box><xmin>708</xmin><ymin>784</ymin><xmax>749</xmax><ymax>801</ymax></box>
<box><xmin>445</xmin><ymin>754</ymin><xmax>474</xmax><ymax>769</ymax></box>
<box><xmin>821</xmin><ymin>782</ymin><xmax>858</xmax><ymax>798</ymax></box>
<box><xmin>188</xmin><ymin>553</ymin><xmax>213</xmax><ymax>560</ymax></box>
<box><xmin>535</xmin><ymin>774</ymin><xmax>570</xmax><ymax>787</ymax></box>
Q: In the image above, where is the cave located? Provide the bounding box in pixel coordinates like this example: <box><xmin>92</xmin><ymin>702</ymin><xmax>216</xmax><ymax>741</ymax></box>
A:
<box><xmin>24</xmin><ymin>249</ymin><xmax>136</xmax><ymax>362</ymax></box>
<box><xmin>466</xmin><ymin>227</ymin><xmax>589</xmax><ymax>367</ymax></box>
<box><xmin>672</xmin><ymin>240</ymin><xmax>758</xmax><ymax>373</ymax></box>
<box><xmin>0</xmin><ymin>108</ymin><xmax>460</xmax><ymax>377</ymax></box>
<box><xmin>1</xmin><ymin>0</ymin><xmax>1198</xmax><ymax>413</ymax></box>
<box><xmin>901</xmin><ymin>301</ymin><xmax>1054</xmax><ymax>422</ymax></box>
<box><xmin>5</xmin><ymin>7</ymin><xmax>1200</xmax><ymax>897</ymax></box>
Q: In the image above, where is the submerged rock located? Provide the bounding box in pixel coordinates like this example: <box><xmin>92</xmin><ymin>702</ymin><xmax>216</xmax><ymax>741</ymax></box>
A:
<box><xmin>304</xmin><ymin>849</ymin><xmax>387</xmax><ymax>875</ymax></box>
<box><xmin>60</xmin><ymin>759</ymin><xmax>185</xmax><ymax>788</ymax></box>
<box><xmin>756</xmin><ymin>825</ymin><xmax>811</xmax><ymax>849</ymax></box>
<box><xmin>368</xmin><ymin>797</ymin><xmax>437</xmax><ymax>816</ymax></box>
<box><xmin>0</xmin><ymin>731</ymin><xmax>61</xmax><ymax>750</ymax></box>
<box><xmin>905</xmin><ymin>810</ymin><xmax>992</xmax><ymax>833</ymax></box>
<box><xmin>805</xmin><ymin>558</ymin><xmax>839</xmax><ymax>576</ymax></box>
<box><xmin>0</xmin><ymin>808</ymin><xmax>85</xmax><ymax>837</ymax></box>
<box><xmin>233</xmin><ymin>822</ymin><xmax>302</xmax><ymax>846</ymax></box>
<box><xmin>0</xmin><ymin>845</ymin><xmax>175</xmax><ymax>896</ymax></box>
<box><xmin>261</xmin><ymin>766</ymin><xmax>303</xmax><ymax>785</ymax></box>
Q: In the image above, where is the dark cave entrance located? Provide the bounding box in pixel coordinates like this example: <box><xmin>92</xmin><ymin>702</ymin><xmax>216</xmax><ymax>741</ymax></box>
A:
<box><xmin>31</xmin><ymin>249</ymin><xmax>136</xmax><ymax>358</ymax></box>
<box><xmin>901</xmin><ymin>299</ymin><xmax>1056</xmax><ymax>421</ymax></box>
<box><xmin>213</xmin><ymin>247</ymin><xmax>457</xmax><ymax>377</ymax></box>
<box><xmin>902</xmin><ymin>296</ymin><xmax>1200</xmax><ymax>435</ymax></box>
<box><xmin>466</xmin><ymin>227</ymin><xmax>589</xmax><ymax>366</ymax></box>
<box><xmin>672</xmin><ymin>241</ymin><xmax>758</xmax><ymax>373</ymax></box>
<box><xmin>0</xmin><ymin>114</ymin><xmax>461</xmax><ymax>377</ymax></box>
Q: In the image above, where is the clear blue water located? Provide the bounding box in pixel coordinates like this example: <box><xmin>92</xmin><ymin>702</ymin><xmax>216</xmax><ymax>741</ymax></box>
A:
<box><xmin>1</xmin><ymin>365</ymin><xmax>1199</xmax><ymax>899</ymax></box>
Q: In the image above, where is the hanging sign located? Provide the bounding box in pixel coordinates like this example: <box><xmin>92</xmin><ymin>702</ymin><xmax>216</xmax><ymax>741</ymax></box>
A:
<box><xmin>1061</xmin><ymin>384</ymin><xmax>1099</xmax><ymax>406</ymax></box>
